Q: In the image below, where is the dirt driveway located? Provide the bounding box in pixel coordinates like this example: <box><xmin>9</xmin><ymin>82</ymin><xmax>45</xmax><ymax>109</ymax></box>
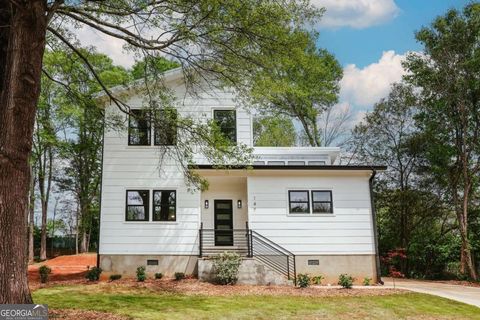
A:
<box><xmin>383</xmin><ymin>277</ymin><xmax>480</xmax><ymax>308</ymax></box>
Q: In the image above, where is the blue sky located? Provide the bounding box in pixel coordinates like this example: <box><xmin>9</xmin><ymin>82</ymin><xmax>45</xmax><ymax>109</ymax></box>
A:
<box><xmin>318</xmin><ymin>0</ymin><xmax>470</xmax><ymax>68</ymax></box>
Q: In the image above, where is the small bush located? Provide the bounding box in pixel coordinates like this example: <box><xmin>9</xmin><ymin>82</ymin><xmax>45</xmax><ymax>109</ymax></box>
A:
<box><xmin>154</xmin><ymin>273</ymin><xmax>163</xmax><ymax>279</ymax></box>
<box><xmin>39</xmin><ymin>265</ymin><xmax>51</xmax><ymax>283</ymax></box>
<box><xmin>109</xmin><ymin>274</ymin><xmax>122</xmax><ymax>281</ymax></box>
<box><xmin>311</xmin><ymin>275</ymin><xmax>323</xmax><ymax>285</ymax></box>
<box><xmin>136</xmin><ymin>266</ymin><xmax>146</xmax><ymax>282</ymax></box>
<box><xmin>363</xmin><ymin>277</ymin><xmax>371</xmax><ymax>286</ymax></box>
<box><xmin>338</xmin><ymin>274</ymin><xmax>354</xmax><ymax>289</ymax></box>
<box><xmin>296</xmin><ymin>273</ymin><xmax>311</xmax><ymax>288</ymax></box>
<box><xmin>85</xmin><ymin>266</ymin><xmax>102</xmax><ymax>281</ymax></box>
<box><xmin>212</xmin><ymin>251</ymin><xmax>242</xmax><ymax>285</ymax></box>
<box><xmin>174</xmin><ymin>272</ymin><xmax>185</xmax><ymax>281</ymax></box>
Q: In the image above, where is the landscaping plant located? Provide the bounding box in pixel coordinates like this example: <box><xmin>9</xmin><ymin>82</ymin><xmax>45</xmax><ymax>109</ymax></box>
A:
<box><xmin>39</xmin><ymin>265</ymin><xmax>51</xmax><ymax>284</ymax></box>
<box><xmin>363</xmin><ymin>277</ymin><xmax>371</xmax><ymax>286</ymax></box>
<box><xmin>311</xmin><ymin>275</ymin><xmax>323</xmax><ymax>285</ymax></box>
<box><xmin>109</xmin><ymin>274</ymin><xmax>122</xmax><ymax>281</ymax></box>
<box><xmin>212</xmin><ymin>252</ymin><xmax>242</xmax><ymax>285</ymax></box>
<box><xmin>136</xmin><ymin>266</ymin><xmax>146</xmax><ymax>282</ymax></box>
<box><xmin>174</xmin><ymin>272</ymin><xmax>185</xmax><ymax>281</ymax></box>
<box><xmin>85</xmin><ymin>267</ymin><xmax>102</xmax><ymax>281</ymax></box>
<box><xmin>154</xmin><ymin>273</ymin><xmax>163</xmax><ymax>280</ymax></box>
<box><xmin>338</xmin><ymin>274</ymin><xmax>354</xmax><ymax>289</ymax></box>
<box><xmin>296</xmin><ymin>274</ymin><xmax>311</xmax><ymax>288</ymax></box>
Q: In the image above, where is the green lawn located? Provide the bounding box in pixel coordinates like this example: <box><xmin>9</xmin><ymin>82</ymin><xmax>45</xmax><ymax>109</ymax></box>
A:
<box><xmin>33</xmin><ymin>284</ymin><xmax>480</xmax><ymax>320</ymax></box>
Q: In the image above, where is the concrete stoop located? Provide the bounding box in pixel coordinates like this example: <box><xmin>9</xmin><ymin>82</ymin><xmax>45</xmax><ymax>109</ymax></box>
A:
<box><xmin>198</xmin><ymin>258</ymin><xmax>293</xmax><ymax>286</ymax></box>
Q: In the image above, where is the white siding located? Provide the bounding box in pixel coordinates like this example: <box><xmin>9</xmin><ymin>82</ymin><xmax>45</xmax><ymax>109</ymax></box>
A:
<box><xmin>100</xmin><ymin>79</ymin><xmax>250</xmax><ymax>255</ymax></box>
<box><xmin>247</xmin><ymin>173</ymin><xmax>375</xmax><ymax>255</ymax></box>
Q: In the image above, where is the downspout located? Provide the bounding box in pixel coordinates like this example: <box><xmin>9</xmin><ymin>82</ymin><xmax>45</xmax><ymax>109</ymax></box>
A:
<box><xmin>369</xmin><ymin>169</ymin><xmax>383</xmax><ymax>285</ymax></box>
<box><xmin>96</xmin><ymin>110</ymin><xmax>106</xmax><ymax>268</ymax></box>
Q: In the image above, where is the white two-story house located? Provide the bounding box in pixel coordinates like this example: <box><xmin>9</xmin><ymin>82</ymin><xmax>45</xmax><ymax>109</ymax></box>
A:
<box><xmin>97</xmin><ymin>68</ymin><xmax>385</xmax><ymax>284</ymax></box>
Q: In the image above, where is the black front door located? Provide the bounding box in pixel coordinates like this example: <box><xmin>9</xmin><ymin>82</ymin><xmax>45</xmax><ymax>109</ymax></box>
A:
<box><xmin>214</xmin><ymin>200</ymin><xmax>233</xmax><ymax>246</ymax></box>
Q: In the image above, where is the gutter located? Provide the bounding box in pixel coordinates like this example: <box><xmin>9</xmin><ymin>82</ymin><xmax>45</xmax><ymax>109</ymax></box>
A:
<box><xmin>96</xmin><ymin>111</ymin><xmax>106</xmax><ymax>268</ymax></box>
<box><xmin>369</xmin><ymin>169</ymin><xmax>384</xmax><ymax>285</ymax></box>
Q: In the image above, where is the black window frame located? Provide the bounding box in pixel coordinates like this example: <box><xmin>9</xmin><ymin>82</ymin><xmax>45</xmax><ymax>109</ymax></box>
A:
<box><xmin>154</xmin><ymin>108</ymin><xmax>178</xmax><ymax>146</ymax></box>
<box><xmin>125</xmin><ymin>190</ymin><xmax>150</xmax><ymax>221</ymax></box>
<box><xmin>288</xmin><ymin>190</ymin><xmax>310</xmax><ymax>214</ymax></box>
<box><xmin>153</xmin><ymin>190</ymin><xmax>177</xmax><ymax>221</ymax></box>
<box><xmin>128</xmin><ymin>109</ymin><xmax>151</xmax><ymax>146</ymax></box>
<box><xmin>213</xmin><ymin>109</ymin><xmax>237</xmax><ymax>144</ymax></box>
<box><xmin>311</xmin><ymin>190</ymin><xmax>333</xmax><ymax>214</ymax></box>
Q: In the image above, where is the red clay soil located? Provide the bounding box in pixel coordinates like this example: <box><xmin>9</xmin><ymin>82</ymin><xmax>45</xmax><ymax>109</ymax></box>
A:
<box><xmin>29</xmin><ymin>253</ymin><xmax>97</xmax><ymax>283</ymax></box>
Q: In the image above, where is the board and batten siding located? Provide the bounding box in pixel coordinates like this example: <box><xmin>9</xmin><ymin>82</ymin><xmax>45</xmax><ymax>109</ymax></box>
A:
<box><xmin>246</xmin><ymin>172</ymin><xmax>376</xmax><ymax>255</ymax></box>
<box><xmin>99</xmin><ymin>79</ymin><xmax>252</xmax><ymax>255</ymax></box>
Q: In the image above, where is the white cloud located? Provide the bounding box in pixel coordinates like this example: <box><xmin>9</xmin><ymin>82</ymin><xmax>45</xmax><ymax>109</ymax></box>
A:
<box><xmin>339</xmin><ymin>50</ymin><xmax>407</xmax><ymax>107</ymax></box>
<box><xmin>312</xmin><ymin>0</ymin><xmax>400</xmax><ymax>29</ymax></box>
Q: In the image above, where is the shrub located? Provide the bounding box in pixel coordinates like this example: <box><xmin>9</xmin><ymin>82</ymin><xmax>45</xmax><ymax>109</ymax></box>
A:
<box><xmin>212</xmin><ymin>251</ymin><xmax>242</xmax><ymax>285</ymax></box>
<box><xmin>136</xmin><ymin>266</ymin><xmax>146</xmax><ymax>282</ymax></box>
<box><xmin>154</xmin><ymin>272</ymin><xmax>163</xmax><ymax>279</ymax></box>
<box><xmin>338</xmin><ymin>274</ymin><xmax>354</xmax><ymax>289</ymax></box>
<box><xmin>174</xmin><ymin>272</ymin><xmax>185</xmax><ymax>281</ymax></box>
<box><xmin>85</xmin><ymin>266</ymin><xmax>102</xmax><ymax>281</ymax></box>
<box><xmin>296</xmin><ymin>273</ymin><xmax>311</xmax><ymax>288</ymax></box>
<box><xmin>39</xmin><ymin>265</ymin><xmax>51</xmax><ymax>283</ymax></box>
<box><xmin>109</xmin><ymin>274</ymin><xmax>122</xmax><ymax>281</ymax></box>
<box><xmin>363</xmin><ymin>277</ymin><xmax>371</xmax><ymax>286</ymax></box>
<box><xmin>311</xmin><ymin>275</ymin><xmax>323</xmax><ymax>285</ymax></box>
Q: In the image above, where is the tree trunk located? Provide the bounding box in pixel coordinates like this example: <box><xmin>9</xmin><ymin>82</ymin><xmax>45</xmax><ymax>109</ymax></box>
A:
<box><xmin>40</xmin><ymin>201</ymin><xmax>47</xmax><ymax>260</ymax></box>
<box><xmin>459</xmin><ymin>187</ymin><xmax>477</xmax><ymax>280</ymax></box>
<box><xmin>0</xmin><ymin>0</ymin><xmax>47</xmax><ymax>304</ymax></box>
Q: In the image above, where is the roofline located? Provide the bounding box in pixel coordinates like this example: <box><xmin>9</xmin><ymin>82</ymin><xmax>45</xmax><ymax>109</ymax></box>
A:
<box><xmin>189</xmin><ymin>165</ymin><xmax>387</xmax><ymax>171</ymax></box>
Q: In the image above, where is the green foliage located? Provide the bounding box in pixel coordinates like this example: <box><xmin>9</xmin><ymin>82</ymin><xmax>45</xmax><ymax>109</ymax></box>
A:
<box><xmin>174</xmin><ymin>272</ymin><xmax>185</xmax><ymax>281</ymax></box>
<box><xmin>109</xmin><ymin>274</ymin><xmax>122</xmax><ymax>281</ymax></box>
<box><xmin>212</xmin><ymin>252</ymin><xmax>242</xmax><ymax>285</ymax></box>
<box><xmin>154</xmin><ymin>273</ymin><xmax>163</xmax><ymax>280</ymax></box>
<box><xmin>311</xmin><ymin>275</ymin><xmax>323</xmax><ymax>285</ymax></box>
<box><xmin>338</xmin><ymin>274</ymin><xmax>354</xmax><ymax>289</ymax></box>
<box><xmin>86</xmin><ymin>267</ymin><xmax>102</xmax><ymax>281</ymax></box>
<box><xmin>39</xmin><ymin>265</ymin><xmax>51</xmax><ymax>284</ymax></box>
<box><xmin>253</xmin><ymin>115</ymin><xmax>296</xmax><ymax>147</ymax></box>
<box><xmin>131</xmin><ymin>56</ymin><xmax>180</xmax><ymax>80</ymax></box>
<box><xmin>136</xmin><ymin>266</ymin><xmax>146</xmax><ymax>282</ymax></box>
<box><xmin>363</xmin><ymin>277</ymin><xmax>371</xmax><ymax>286</ymax></box>
<box><xmin>296</xmin><ymin>274</ymin><xmax>311</xmax><ymax>288</ymax></box>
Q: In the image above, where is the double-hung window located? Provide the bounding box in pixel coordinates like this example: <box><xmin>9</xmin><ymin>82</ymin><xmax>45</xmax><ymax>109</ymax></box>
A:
<box><xmin>153</xmin><ymin>190</ymin><xmax>176</xmax><ymax>221</ymax></box>
<box><xmin>154</xmin><ymin>109</ymin><xmax>177</xmax><ymax>146</ymax></box>
<box><xmin>213</xmin><ymin>110</ymin><xmax>236</xmax><ymax>144</ymax></box>
<box><xmin>288</xmin><ymin>190</ymin><xmax>334</xmax><ymax>214</ymax></box>
<box><xmin>288</xmin><ymin>191</ymin><xmax>310</xmax><ymax>214</ymax></box>
<box><xmin>128</xmin><ymin>110</ymin><xmax>151</xmax><ymax>145</ymax></box>
<box><xmin>126</xmin><ymin>190</ymin><xmax>150</xmax><ymax>221</ymax></box>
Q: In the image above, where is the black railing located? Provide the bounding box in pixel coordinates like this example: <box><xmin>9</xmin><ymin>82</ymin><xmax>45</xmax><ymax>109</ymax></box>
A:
<box><xmin>199</xmin><ymin>223</ymin><xmax>296</xmax><ymax>284</ymax></box>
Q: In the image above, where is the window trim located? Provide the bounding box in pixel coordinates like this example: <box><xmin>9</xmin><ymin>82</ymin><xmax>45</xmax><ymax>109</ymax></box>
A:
<box><xmin>128</xmin><ymin>109</ymin><xmax>151</xmax><ymax>146</ymax></box>
<box><xmin>125</xmin><ymin>190</ymin><xmax>150</xmax><ymax>221</ymax></box>
<box><xmin>311</xmin><ymin>190</ymin><xmax>334</xmax><ymax>214</ymax></box>
<box><xmin>153</xmin><ymin>109</ymin><xmax>178</xmax><ymax>146</ymax></box>
<box><xmin>152</xmin><ymin>190</ymin><xmax>177</xmax><ymax>222</ymax></box>
<box><xmin>288</xmin><ymin>190</ymin><xmax>310</xmax><ymax>214</ymax></box>
<box><xmin>213</xmin><ymin>109</ymin><xmax>237</xmax><ymax>144</ymax></box>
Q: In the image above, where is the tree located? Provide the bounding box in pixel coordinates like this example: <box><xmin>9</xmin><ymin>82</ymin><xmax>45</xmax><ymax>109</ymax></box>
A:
<box><xmin>253</xmin><ymin>115</ymin><xmax>296</xmax><ymax>147</ymax></box>
<box><xmin>0</xmin><ymin>0</ymin><xmax>320</xmax><ymax>303</ymax></box>
<box><xmin>131</xmin><ymin>56</ymin><xmax>180</xmax><ymax>80</ymax></box>
<box><xmin>247</xmin><ymin>35</ymin><xmax>343</xmax><ymax>146</ymax></box>
<box><xmin>404</xmin><ymin>3</ymin><xmax>480</xmax><ymax>280</ymax></box>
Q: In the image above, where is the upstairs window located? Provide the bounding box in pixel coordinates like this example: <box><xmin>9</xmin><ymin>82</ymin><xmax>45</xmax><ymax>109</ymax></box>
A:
<box><xmin>128</xmin><ymin>109</ymin><xmax>151</xmax><ymax>145</ymax></box>
<box><xmin>311</xmin><ymin>191</ymin><xmax>333</xmax><ymax>214</ymax></box>
<box><xmin>154</xmin><ymin>109</ymin><xmax>178</xmax><ymax>146</ymax></box>
<box><xmin>288</xmin><ymin>191</ymin><xmax>310</xmax><ymax>214</ymax></box>
<box><xmin>126</xmin><ymin>190</ymin><xmax>150</xmax><ymax>221</ymax></box>
<box><xmin>153</xmin><ymin>190</ymin><xmax>176</xmax><ymax>221</ymax></box>
<box><xmin>214</xmin><ymin>110</ymin><xmax>236</xmax><ymax>144</ymax></box>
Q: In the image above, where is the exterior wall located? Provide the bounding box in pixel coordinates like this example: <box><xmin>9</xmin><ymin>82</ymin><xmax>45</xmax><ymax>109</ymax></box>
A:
<box><xmin>247</xmin><ymin>171</ymin><xmax>376</xmax><ymax>255</ymax></box>
<box><xmin>99</xmin><ymin>254</ymin><xmax>197</xmax><ymax>276</ymax></box>
<box><xmin>200</xmin><ymin>176</ymin><xmax>248</xmax><ymax>229</ymax></box>
<box><xmin>100</xmin><ymin>77</ymin><xmax>251</xmax><ymax>256</ymax></box>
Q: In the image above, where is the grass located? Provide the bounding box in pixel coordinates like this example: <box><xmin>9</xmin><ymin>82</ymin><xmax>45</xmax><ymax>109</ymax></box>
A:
<box><xmin>33</xmin><ymin>284</ymin><xmax>480</xmax><ymax>320</ymax></box>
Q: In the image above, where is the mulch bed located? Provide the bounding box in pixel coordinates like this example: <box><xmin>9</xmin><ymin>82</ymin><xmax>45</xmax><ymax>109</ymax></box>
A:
<box><xmin>49</xmin><ymin>309</ymin><xmax>130</xmax><ymax>320</ymax></box>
